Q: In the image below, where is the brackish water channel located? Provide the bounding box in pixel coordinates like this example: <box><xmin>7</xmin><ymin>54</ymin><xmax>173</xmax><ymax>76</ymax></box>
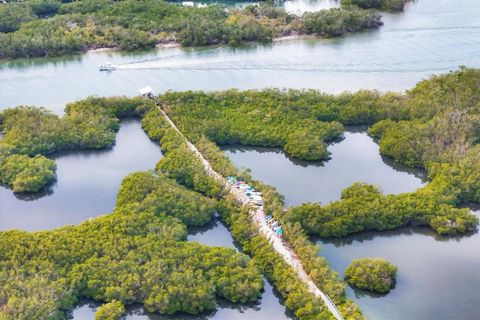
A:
<box><xmin>1</xmin><ymin>0</ymin><xmax>479</xmax><ymax>114</ymax></box>
<box><xmin>1</xmin><ymin>0</ymin><xmax>479</xmax><ymax>319</ymax></box>
<box><xmin>224</xmin><ymin>130</ymin><xmax>480</xmax><ymax>320</ymax></box>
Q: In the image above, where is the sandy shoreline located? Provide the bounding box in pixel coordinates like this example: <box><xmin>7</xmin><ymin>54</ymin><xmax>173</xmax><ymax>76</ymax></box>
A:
<box><xmin>156</xmin><ymin>42</ymin><xmax>181</xmax><ymax>48</ymax></box>
<box><xmin>86</xmin><ymin>35</ymin><xmax>310</xmax><ymax>54</ymax></box>
<box><xmin>273</xmin><ymin>34</ymin><xmax>316</xmax><ymax>42</ymax></box>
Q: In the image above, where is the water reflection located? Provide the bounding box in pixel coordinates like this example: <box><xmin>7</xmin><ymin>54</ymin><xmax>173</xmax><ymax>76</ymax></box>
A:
<box><xmin>168</xmin><ymin>0</ymin><xmax>340</xmax><ymax>13</ymax></box>
<box><xmin>316</xmin><ymin>208</ymin><xmax>480</xmax><ymax>320</ymax></box>
<box><xmin>2</xmin><ymin>0</ymin><xmax>480</xmax><ymax>113</ymax></box>
<box><xmin>70</xmin><ymin>276</ymin><xmax>294</xmax><ymax>320</ymax></box>
<box><xmin>187</xmin><ymin>216</ymin><xmax>241</xmax><ymax>249</ymax></box>
<box><xmin>223</xmin><ymin>131</ymin><xmax>426</xmax><ymax>205</ymax></box>
<box><xmin>0</xmin><ymin>54</ymin><xmax>83</xmax><ymax>71</ymax></box>
<box><xmin>0</xmin><ymin>119</ymin><xmax>163</xmax><ymax>231</ymax></box>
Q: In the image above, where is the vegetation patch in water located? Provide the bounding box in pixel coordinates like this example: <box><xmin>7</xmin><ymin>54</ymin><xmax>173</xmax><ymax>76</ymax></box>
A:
<box><xmin>0</xmin><ymin>97</ymin><xmax>153</xmax><ymax>192</ymax></box>
<box><xmin>0</xmin><ymin>153</ymin><xmax>56</xmax><ymax>192</ymax></box>
<box><xmin>344</xmin><ymin>258</ymin><xmax>397</xmax><ymax>293</ymax></box>
<box><xmin>286</xmin><ymin>182</ymin><xmax>478</xmax><ymax>237</ymax></box>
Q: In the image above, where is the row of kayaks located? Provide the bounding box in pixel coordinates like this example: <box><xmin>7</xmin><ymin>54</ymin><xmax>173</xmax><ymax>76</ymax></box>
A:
<box><xmin>227</xmin><ymin>176</ymin><xmax>263</xmax><ymax>206</ymax></box>
<box><xmin>226</xmin><ymin>176</ymin><xmax>282</xmax><ymax>236</ymax></box>
<box><xmin>266</xmin><ymin>215</ymin><xmax>283</xmax><ymax>236</ymax></box>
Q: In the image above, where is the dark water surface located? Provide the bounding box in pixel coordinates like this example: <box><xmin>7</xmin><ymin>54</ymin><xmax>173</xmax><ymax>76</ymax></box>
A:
<box><xmin>2</xmin><ymin>0</ymin><xmax>480</xmax><ymax>114</ymax></box>
<box><xmin>224</xmin><ymin>131</ymin><xmax>427</xmax><ymax>206</ymax></box>
<box><xmin>0</xmin><ymin>119</ymin><xmax>162</xmax><ymax>231</ymax></box>
<box><xmin>316</xmin><ymin>212</ymin><xmax>480</xmax><ymax>320</ymax></box>
<box><xmin>223</xmin><ymin>131</ymin><xmax>480</xmax><ymax>320</ymax></box>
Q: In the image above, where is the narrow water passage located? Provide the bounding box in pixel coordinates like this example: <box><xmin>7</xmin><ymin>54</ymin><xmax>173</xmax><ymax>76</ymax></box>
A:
<box><xmin>187</xmin><ymin>218</ymin><xmax>295</xmax><ymax>320</ymax></box>
<box><xmin>222</xmin><ymin>131</ymin><xmax>480</xmax><ymax>319</ymax></box>
<box><xmin>0</xmin><ymin>119</ymin><xmax>162</xmax><ymax>231</ymax></box>
<box><xmin>315</xmin><ymin>210</ymin><xmax>480</xmax><ymax>320</ymax></box>
<box><xmin>2</xmin><ymin>0</ymin><xmax>479</xmax><ymax>114</ymax></box>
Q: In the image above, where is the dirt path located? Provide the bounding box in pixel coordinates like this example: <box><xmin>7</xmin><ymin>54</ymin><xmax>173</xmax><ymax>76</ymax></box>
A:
<box><xmin>155</xmin><ymin>103</ymin><xmax>344</xmax><ymax>320</ymax></box>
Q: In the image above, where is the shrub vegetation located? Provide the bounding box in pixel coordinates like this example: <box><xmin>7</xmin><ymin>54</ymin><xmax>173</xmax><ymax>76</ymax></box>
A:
<box><xmin>95</xmin><ymin>300</ymin><xmax>125</xmax><ymax>320</ymax></box>
<box><xmin>341</xmin><ymin>0</ymin><xmax>407</xmax><ymax>12</ymax></box>
<box><xmin>0</xmin><ymin>97</ymin><xmax>153</xmax><ymax>192</ymax></box>
<box><xmin>344</xmin><ymin>258</ymin><xmax>397</xmax><ymax>293</ymax></box>
<box><xmin>141</xmin><ymin>107</ymin><xmax>364</xmax><ymax>319</ymax></box>
<box><xmin>2</xmin><ymin>67</ymin><xmax>479</xmax><ymax>319</ymax></box>
<box><xmin>189</xmin><ymin>68</ymin><xmax>480</xmax><ymax>237</ymax></box>
<box><xmin>0</xmin><ymin>170</ymin><xmax>262</xmax><ymax>319</ymax></box>
<box><xmin>0</xmin><ymin>0</ymin><xmax>383</xmax><ymax>59</ymax></box>
<box><xmin>160</xmin><ymin>89</ymin><xmax>345</xmax><ymax>161</ymax></box>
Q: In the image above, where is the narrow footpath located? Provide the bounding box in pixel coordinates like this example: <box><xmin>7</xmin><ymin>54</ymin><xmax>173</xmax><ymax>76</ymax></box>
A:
<box><xmin>155</xmin><ymin>102</ymin><xmax>344</xmax><ymax>320</ymax></box>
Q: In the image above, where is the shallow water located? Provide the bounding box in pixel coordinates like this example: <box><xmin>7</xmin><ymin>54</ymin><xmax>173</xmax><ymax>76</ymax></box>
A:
<box><xmin>223</xmin><ymin>132</ymin><xmax>480</xmax><ymax>320</ymax></box>
<box><xmin>0</xmin><ymin>119</ymin><xmax>162</xmax><ymax>231</ymax></box>
<box><xmin>2</xmin><ymin>0</ymin><xmax>479</xmax><ymax>114</ymax></box>
<box><xmin>224</xmin><ymin>131</ymin><xmax>427</xmax><ymax>206</ymax></box>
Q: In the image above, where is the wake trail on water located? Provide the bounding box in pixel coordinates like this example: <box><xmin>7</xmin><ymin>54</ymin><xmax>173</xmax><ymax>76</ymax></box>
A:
<box><xmin>115</xmin><ymin>46</ymin><xmax>226</xmax><ymax>70</ymax></box>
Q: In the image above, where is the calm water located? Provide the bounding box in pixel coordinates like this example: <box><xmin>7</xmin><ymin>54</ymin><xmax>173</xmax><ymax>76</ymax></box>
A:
<box><xmin>223</xmin><ymin>132</ymin><xmax>480</xmax><ymax>320</ymax></box>
<box><xmin>2</xmin><ymin>0</ymin><xmax>480</xmax><ymax>114</ymax></box>
<box><xmin>172</xmin><ymin>0</ymin><xmax>340</xmax><ymax>13</ymax></box>
<box><xmin>70</xmin><ymin>218</ymin><xmax>294</xmax><ymax>320</ymax></box>
<box><xmin>316</xmin><ymin>212</ymin><xmax>480</xmax><ymax>320</ymax></box>
<box><xmin>0</xmin><ymin>119</ymin><xmax>163</xmax><ymax>231</ymax></box>
<box><xmin>224</xmin><ymin>131</ymin><xmax>427</xmax><ymax>205</ymax></box>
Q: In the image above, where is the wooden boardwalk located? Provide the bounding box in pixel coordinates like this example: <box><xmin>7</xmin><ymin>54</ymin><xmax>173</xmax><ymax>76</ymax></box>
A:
<box><xmin>155</xmin><ymin>102</ymin><xmax>344</xmax><ymax>320</ymax></box>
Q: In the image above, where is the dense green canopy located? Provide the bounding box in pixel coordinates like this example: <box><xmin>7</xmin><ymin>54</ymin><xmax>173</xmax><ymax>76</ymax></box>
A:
<box><xmin>344</xmin><ymin>258</ymin><xmax>397</xmax><ymax>293</ymax></box>
<box><xmin>0</xmin><ymin>0</ymin><xmax>382</xmax><ymax>59</ymax></box>
<box><xmin>2</xmin><ymin>67</ymin><xmax>478</xmax><ymax>320</ymax></box>
<box><xmin>0</xmin><ymin>171</ymin><xmax>262</xmax><ymax>319</ymax></box>
<box><xmin>0</xmin><ymin>97</ymin><xmax>153</xmax><ymax>192</ymax></box>
<box><xmin>160</xmin><ymin>89</ymin><xmax>345</xmax><ymax>160</ymax></box>
<box><xmin>94</xmin><ymin>300</ymin><xmax>125</xmax><ymax>320</ymax></box>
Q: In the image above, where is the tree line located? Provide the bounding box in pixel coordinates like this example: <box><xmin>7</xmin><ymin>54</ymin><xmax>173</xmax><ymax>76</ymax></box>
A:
<box><xmin>341</xmin><ymin>0</ymin><xmax>407</xmax><ymax>12</ymax></box>
<box><xmin>2</xmin><ymin>67</ymin><xmax>478</xmax><ymax>319</ymax></box>
<box><xmin>159</xmin><ymin>68</ymin><xmax>479</xmax><ymax>237</ymax></box>
<box><xmin>0</xmin><ymin>0</ymin><xmax>384</xmax><ymax>59</ymax></box>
